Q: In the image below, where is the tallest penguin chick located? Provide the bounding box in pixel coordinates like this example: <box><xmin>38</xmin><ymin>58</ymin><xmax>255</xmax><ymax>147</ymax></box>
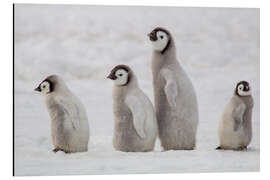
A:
<box><xmin>148</xmin><ymin>27</ymin><xmax>199</xmax><ymax>150</ymax></box>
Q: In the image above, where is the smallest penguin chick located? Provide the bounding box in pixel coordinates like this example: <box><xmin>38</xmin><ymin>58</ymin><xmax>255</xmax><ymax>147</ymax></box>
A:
<box><xmin>34</xmin><ymin>75</ymin><xmax>90</xmax><ymax>153</ymax></box>
<box><xmin>107</xmin><ymin>65</ymin><xmax>158</xmax><ymax>152</ymax></box>
<box><xmin>217</xmin><ymin>81</ymin><xmax>254</xmax><ymax>151</ymax></box>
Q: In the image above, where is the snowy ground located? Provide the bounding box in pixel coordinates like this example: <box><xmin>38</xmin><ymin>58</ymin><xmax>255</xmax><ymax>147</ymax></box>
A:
<box><xmin>14</xmin><ymin>4</ymin><xmax>260</xmax><ymax>176</ymax></box>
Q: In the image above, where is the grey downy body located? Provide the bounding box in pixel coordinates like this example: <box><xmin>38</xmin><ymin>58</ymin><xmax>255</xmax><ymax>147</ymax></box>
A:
<box><xmin>151</xmin><ymin>29</ymin><xmax>199</xmax><ymax>150</ymax></box>
<box><xmin>109</xmin><ymin>66</ymin><xmax>158</xmax><ymax>152</ymax></box>
<box><xmin>218</xmin><ymin>94</ymin><xmax>254</xmax><ymax>150</ymax></box>
<box><xmin>37</xmin><ymin>75</ymin><xmax>90</xmax><ymax>153</ymax></box>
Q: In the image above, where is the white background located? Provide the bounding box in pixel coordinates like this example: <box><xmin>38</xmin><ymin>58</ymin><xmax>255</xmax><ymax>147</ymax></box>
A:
<box><xmin>0</xmin><ymin>0</ymin><xmax>268</xmax><ymax>179</ymax></box>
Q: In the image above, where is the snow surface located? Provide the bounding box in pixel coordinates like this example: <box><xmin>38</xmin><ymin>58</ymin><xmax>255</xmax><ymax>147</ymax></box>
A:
<box><xmin>14</xmin><ymin>4</ymin><xmax>260</xmax><ymax>176</ymax></box>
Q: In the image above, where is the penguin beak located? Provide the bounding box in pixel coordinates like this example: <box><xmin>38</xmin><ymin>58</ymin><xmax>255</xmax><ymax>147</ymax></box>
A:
<box><xmin>34</xmin><ymin>86</ymin><xmax>41</xmax><ymax>92</ymax></box>
<box><xmin>148</xmin><ymin>32</ymin><xmax>157</xmax><ymax>41</ymax></box>
<box><xmin>107</xmin><ymin>73</ymin><xmax>117</xmax><ymax>80</ymax></box>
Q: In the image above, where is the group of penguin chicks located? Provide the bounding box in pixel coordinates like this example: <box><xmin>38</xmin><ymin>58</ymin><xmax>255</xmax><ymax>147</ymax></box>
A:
<box><xmin>34</xmin><ymin>27</ymin><xmax>254</xmax><ymax>154</ymax></box>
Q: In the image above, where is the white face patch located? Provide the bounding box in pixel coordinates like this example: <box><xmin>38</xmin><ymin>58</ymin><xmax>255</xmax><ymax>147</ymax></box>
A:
<box><xmin>237</xmin><ymin>84</ymin><xmax>251</xmax><ymax>96</ymax></box>
<box><xmin>40</xmin><ymin>81</ymin><xmax>51</xmax><ymax>94</ymax></box>
<box><xmin>151</xmin><ymin>31</ymin><xmax>169</xmax><ymax>52</ymax></box>
<box><xmin>114</xmin><ymin>69</ymin><xmax>128</xmax><ymax>86</ymax></box>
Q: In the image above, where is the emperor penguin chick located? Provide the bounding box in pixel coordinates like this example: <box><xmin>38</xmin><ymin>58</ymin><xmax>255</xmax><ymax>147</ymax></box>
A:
<box><xmin>35</xmin><ymin>75</ymin><xmax>90</xmax><ymax>153</ymax></box>
<box><xmin>148</xmin><ymin>27</ymin><xmax>199</xmax><ymax>150</ymax></box>
<box><xmin>217</xmin><ymin>81</ymin><xmax>254</xmax><ymax>150</ymax></box>
<box><xmin>107</xmin><ymin>65</ymin><xmax>158</xmax><ymax>152</ymax></box>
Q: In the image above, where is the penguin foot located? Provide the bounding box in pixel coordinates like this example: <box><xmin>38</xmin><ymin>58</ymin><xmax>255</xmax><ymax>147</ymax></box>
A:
<box><xmin>52</xmin><ymin>148</ymin><xmax>60</xmax><ymax>153</ymax></box>
<box><xmin>162</xmin><ymin>146</ymin><xmax>195</xmax><ymax>151</ymax></box>
<box><xmin>53</xmin><ymin>148</ymin><xmax>71</xmax><ymax>154</ymax></box>
<box><xmin>216</xmin><ymin>146</ymin><xmax>222</xmax><ymax>150</ymax></box>
<box><xmin>236</xmin><ymin>146</ymin><xmax>248</xmax><ymax>151</ymax></box>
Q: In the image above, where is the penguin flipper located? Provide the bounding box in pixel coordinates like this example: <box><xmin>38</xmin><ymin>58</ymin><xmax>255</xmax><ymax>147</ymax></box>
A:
<box><xmin>125</xmin><ymin>95</ymin><xmax>147</xmax><ymax>139</ymax></box>
<box><xmin>162</xmin><ymin>69</ymin><xmax>178</xmax><ymax>107</ymax></box>
<box><xmin>232</xmin><ymin>103</ymin><xmax>246</xmax><ymax>131</ymax></box>
<box><xmin>58</xmin><ymin>98</ymin><xmax>80</xmax><ymax>130</ymax></box>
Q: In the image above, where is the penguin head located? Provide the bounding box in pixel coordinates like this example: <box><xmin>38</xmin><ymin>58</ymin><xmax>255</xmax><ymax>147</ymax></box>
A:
<box><xmin>35</xmin><ymin>79</ymin><xmax>54</xmax><ymax>95</ymax></box>
<box><xmin>34</xmin><ymin>75</ymin><xmax>64</xmax><ymax>95</ymax></box>
<box><xmin>235</xmin><ymin>81</ymin><xmax>251</xmax><ymax>97</ymax></box>
<box><xmin>107</xmin><ymin>65</ymin><xmax>131</xmax><ymax>86</ymax></box>
<box><xmin>148</xmin><ymin>27</ymin><xmax>171</xmax><ymax>54</ymax></box>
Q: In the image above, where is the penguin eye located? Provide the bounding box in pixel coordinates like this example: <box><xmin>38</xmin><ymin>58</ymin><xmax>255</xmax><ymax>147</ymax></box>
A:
<box><xmin>239</xmin><ymin>85</ymin><xmax>243</xmax><ymax>90</ymax></box>
<box><xmin>119</xmin><ymin>74</ymin><xmax>123</xmax><ymax>77</ymax></box>
<box><xmin>160</xmin><ymin>35</ymin><xmax>164</xmax><ymax>39</ymax></box>
<box><xmin>42</xmin><ymin>85</ymin><xmax>46</xmax><ymax>89</ymax></box>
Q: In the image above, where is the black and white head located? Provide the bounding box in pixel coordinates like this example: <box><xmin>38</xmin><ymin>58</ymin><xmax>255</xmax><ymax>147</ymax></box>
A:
<box><xmin>148</xmin><ymin>27</ymin><xmax>171</xmax><ymax>54</ymax></box>
<box><xmin>107</xmin><ymin>65</ymin><xmax>131</xmax><ymax>86</ymax></box>
<box><xmin>34</xmin><ymin>75</ymin><xmax>57</xmax><ymax>95</ymax></box>
<box><xmin>235</xmin><ymin>81</ymin><xmax>251</xmax><ymax>97</ymax></box>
